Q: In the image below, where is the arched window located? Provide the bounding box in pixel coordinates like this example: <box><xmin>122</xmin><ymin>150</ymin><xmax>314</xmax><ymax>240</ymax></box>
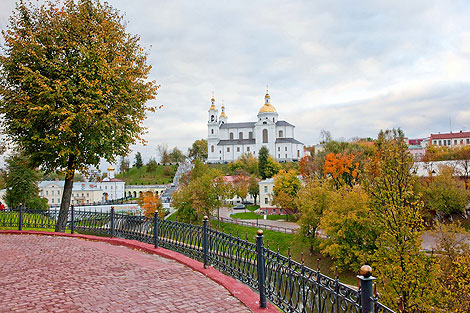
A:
<box><xmin>211</xmin><ymin>115</ymin><xmax>215</xmax><ymax>121</ymax></box>
<box><xmin>230</xmin><ymin>132</ymin><xmax>234</xmax><ymax>140</ymax></box>
<box><xmin>211</xmin><ymin>145</ymin><xmax>214</xmax><ymax>153</ymax></box>
<box><xmin>263</xmin><ymin>129</ymin><xmax>268</xmax><ymax>143</ymax></box>
<box><xmin>239</xmin><ymin>132</ymin><xmax>243</xmax><ymax>139</ymax></box>
<box><xmin>211</xmin><ymin>129</ymin><xmax>214</xmax><ymax>134</ymax></box>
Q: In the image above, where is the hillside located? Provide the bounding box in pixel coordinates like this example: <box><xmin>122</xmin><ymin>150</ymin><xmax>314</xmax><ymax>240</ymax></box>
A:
<box><xmin>116</xmin><ymin>164</ymin><xmax>177</xmax><ymax>185</ymax></box>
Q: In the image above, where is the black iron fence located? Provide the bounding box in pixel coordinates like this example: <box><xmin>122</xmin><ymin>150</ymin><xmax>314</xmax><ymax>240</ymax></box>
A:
<box><xmin>0</xmin><ymin>206</ymin><xmax>395</xmax><ymax>313</ymax></box>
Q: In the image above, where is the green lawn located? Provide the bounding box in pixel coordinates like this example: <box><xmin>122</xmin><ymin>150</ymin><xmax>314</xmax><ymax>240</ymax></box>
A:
<box><xmin>230</xmin><ymin>211</ymin><xmax>296</xmax><ymax>222</ymax></box>
<box><xmin>116</xmin><ymin>164</ymin><xmax>177</xmax><ymax>185</ymax></box>
<box><xmin>246</xmin><ymin>205</ymin><xmax>259</xmax><ymax>212</ymax></box>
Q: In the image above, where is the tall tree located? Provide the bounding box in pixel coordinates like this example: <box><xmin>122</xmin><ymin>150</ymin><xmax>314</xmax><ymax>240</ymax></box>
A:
<box><xmin>248</xmin><ymin>174</ymin><xmax>260</xmax><ymax>205</ymax></box>
<box><xmin>119</xmin><ymin>157</ymin><xmax>130</xmax><ymax>173</ymax></box>
<box><xmin>0</xmin><ymin>0</ymin><xmax>158</xmax><ymax>231</ymax></box>
<box><xmin>272</xmin><ymin>169</ymin><xmax>301</xmax><ymax>214</ymax></box>
<box><xmin>188</xmin><ymin>139</ymin><xmax>208</xmax><ymax>161</ymax></box>
<box><xmin>134</xmin><ymin>152</ymin><xmax>143</xmax><ymax>168</ymax></box>
<box><xmin>258</xmin><ymin>146</ymin><xmax>269</xmax><ymax>179</ymax></box>
<box><xmin>169</xmin><ymin>147</ymin><xmax>185</xmax><ymax>163</ymax></box>
<box><xmin>4</xmin><ymin>152</ymin><xmax>48</xmax><ymax>210</ymax></box>
<box><xmin>365</xmin><ymin>129</ymin><xmax>438</xmax><ymax>312</ymax></box>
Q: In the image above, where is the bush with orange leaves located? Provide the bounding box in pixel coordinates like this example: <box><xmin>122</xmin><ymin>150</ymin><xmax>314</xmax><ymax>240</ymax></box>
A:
<box><xmin>137</xmin><ymin>191</ymin><xmax>164</xmax><ymax>218</ymax></box>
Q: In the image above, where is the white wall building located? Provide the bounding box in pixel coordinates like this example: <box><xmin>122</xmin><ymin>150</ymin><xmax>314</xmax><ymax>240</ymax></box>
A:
<box><xmin>207</xmin><ymin>92</ymin><xmax>304</xmax><ymax>163</ymax></box>
<box><xmin>259</xmin><ymin>178</ymin><xmax>282</xmax><ymax>214</ymax></box>
<box><xmin>39</xmin><ymin>181</ymin><xmax>103</xmax><ymax>207</ymax></box>
<box><xmin>96</xmin><ymin>166</ymin><xmax>125</xmax><ymax>201</ymax></box>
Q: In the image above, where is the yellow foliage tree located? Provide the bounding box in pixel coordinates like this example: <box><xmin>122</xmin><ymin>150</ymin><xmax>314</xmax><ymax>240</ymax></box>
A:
<box><xmin>138</xmin><ymin>191</ymin><xmax>164</xmax><ymax>219</ymax></box>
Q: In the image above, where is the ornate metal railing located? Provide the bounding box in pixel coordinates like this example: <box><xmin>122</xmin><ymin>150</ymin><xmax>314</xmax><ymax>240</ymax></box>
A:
<box><xmin>0</xmin><ymin>206</ymin><xmax>395</xmax><ymax>313</ymax></box>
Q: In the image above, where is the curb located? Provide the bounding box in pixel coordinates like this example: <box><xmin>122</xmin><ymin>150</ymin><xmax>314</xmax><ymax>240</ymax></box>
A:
<box><xmin>0</xmin><ymin>230</ymin><xmax>278</xmax><ymax>313</ymax></box>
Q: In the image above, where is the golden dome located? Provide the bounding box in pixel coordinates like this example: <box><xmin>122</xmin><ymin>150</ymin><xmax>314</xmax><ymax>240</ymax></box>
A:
<box><xmin>220</xmin><ymin>111</ymin><xmax>227</xmax><ymax>118</ymax></box>
<box><xmin>265</xmin><ymin>93</ymin><xmax>270</xmax><ymax>98</ymax></box>
<box><xmin>107</xmin><ymin>165</ymin><xmax>115</xmax><ymax>171</ymax></box>
<box><xmin>211</xmin><ymin>97</ymin><xmax>215</xmax><ymax>102</ymax></box>
<box><xmin>208</xmin><ymin>104</ymin><xmax>216</xmax><ymax>111</ymax></box>
<box><xmin>259</xmin><ymin>103</ymin><xmax>276</xmax><ymax>113</ymax></box>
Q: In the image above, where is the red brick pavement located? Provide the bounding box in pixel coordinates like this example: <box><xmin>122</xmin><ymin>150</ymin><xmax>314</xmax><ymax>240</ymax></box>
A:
<box><xmin>0</xmin><ymin>233</ymin><xmax>271</xmax><ymax>313</ymax></box>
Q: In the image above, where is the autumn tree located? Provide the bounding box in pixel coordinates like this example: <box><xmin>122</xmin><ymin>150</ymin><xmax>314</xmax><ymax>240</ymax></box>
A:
<box><xmin>228</xmin><ymin>153</ymin><xmax>259</xmax><ymax>176</ymax></box>
<box><xmin>295</xmin><ymin>179</ymin><xmax>332</xmax><ymax>252</ymax></box>
<box><xmin>366</xmin><ymin>129</ymin><xmax>437</xmax><ymax>312</ymax></box>
<box><xmin>137</xmin><ymin>191</ymin><xmax>164</xmax><ymax>218</ymax></box>
<box><xmin>299</xmin><ymin>155</ymin><xmax>317</xmax><ymax>178</ymax></box>
<box><xmin>272</xmin><ymin>169</ymin><xmax>301</xmax><ymax>214</ymax></box>
<box><xmin>134</xmin><ymin>152</ymin><xmax>143</xmax><ymax>168</ymax></box>
<box><xmin>0</xmin><ymin>0</ymin><xmax>158</xmax><ymax>232</ymax></box>
<box><xmin>248</xmin><ymin>174</ymin><xmax>260</xmax><ymax>205</ymax></box>
<box><xmin>264</xmin><ymin>156</ymin><xmax>282</xmax><ymax>179</ymax></box>
<box><xmin>233</xmin><ymin>173</ymin><xmax>249</xmax><ymax>203</ymax></box>
<box><xmin>323</xmin><ymin>152</ymin><xmax>359</xmax><ymax>188</ymax></box>
<box><xmin>188</xmin><ymin>139</ymin><xmax>208</xmax><ymax>161</ymax></box>
<box><xmin>319</xmin><ymin>185</ymin><xmax>379</xmax><ymax>272</ymax></box>
<box><xmin>172</xmin><ymin>159</ymin><xmax>231</xmax><ymax>222</ymax></box>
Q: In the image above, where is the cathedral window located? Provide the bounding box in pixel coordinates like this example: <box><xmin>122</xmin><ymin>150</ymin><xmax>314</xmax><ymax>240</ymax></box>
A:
<box><xmin>249</xmin><ymin>132</ymin><xmax>253</xmax><ymax>139</ymax></box>
<box><xmin>239</xmin><ymin>132</ymin><xmax>243</xmax><ymax>139</ymax></box>
<box><xmin>279</xmin><ymin>130</ymin><xmax>283</xmax><ymax>138</ymax></box>
<box><xmin>211</xmin><ymin>146</ymin><xmax>214</xmax><ymax>153</ymax></box>
<box><xmin>230</xmin><ymin>132</ymin><xmax>234</xmax><ymax>140</ymax></box>
<box><xmin>263</xmin><ymin>129</ymin><xmax>268</xmax><ymax>143</ymax></box>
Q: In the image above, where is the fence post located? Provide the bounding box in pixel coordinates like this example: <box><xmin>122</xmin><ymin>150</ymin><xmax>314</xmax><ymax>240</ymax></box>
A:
<box><xmin>110</xmin><ymin>206</ymin><xmax>115</xmax><ymax>237</ymax></box>
<box><xmin>256</xmin><ymin>229</ymin><xmax>267</xmax><ymax>308</ymax></box>
<box><xmin>69</xmin><ymin>205</ymin><xmax>75</xmax><ymax>234</ymax></box>
<box><xmin>203</xmin><ymin>216</ymin><xmax>209</xmax><ymax>269</ymax></box>
<box><xmin>18</xmin><ymin>203</ymin><xmax>23</xmax><ymax>231</ymax></box>
<box><xmin>358</xmin><ymin>265</ymin><xmax>375</xmax><ymax>313</ymax></box>
<box><xmin>154</xmin><ymin>213</ymin><xmax>159</xmax><ymax>248</ymax></box>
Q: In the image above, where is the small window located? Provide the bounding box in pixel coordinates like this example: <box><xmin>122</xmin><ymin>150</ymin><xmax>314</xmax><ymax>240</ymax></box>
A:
<box><xmin>448</xmin><ymin>140</ymin><xmax>451</xmax><ymax>145</ymax></box>
<box><xmin>273</xmin><ymin>118</ymin><xmax>275</xmax><ymax>122</ymax></box>
<box><xmin>249</xmin><ymin>132</ymin><xmax>253</xmax><ymax>139</ymax></box>
<box><xmin>247</xmin><ymin>147</ymin><xmax>250</xmax><ymax>152</ymax></box>
<box><xmin>279</xmin><ymin>130</ymin><xmax>283</xmax><ymax>138</ymax></box>
<box><xmin>46</xmin><ymin>191</ymin><xmax>48</xmax><ymax>196</ymax></box>
<box><xmin>211</xmin><ymin>129</ymin><xmax>214</xmax><ymax>134</ymax></box>
<box><xmin>297</xmin><ymin>150</ymin><xmax>300</xmax><ymax>157</ymax></box>
<box><xmin>57</xmin><ymin>199</ymin><xmax>60</xmax><ymax>203</ymax></box>
<box><xmin>454</xmin><ymin>139</ymin><xmax>457</xmax><ymax>145</ymax></box>
<box><xmin>51</xmin><ymin>198</ymin><xmax>54</xmax><ymax>203</ymax></box>
<box><xmin>467</xmin><ymin>139</ymin><xmax>469</xmax><ymax>144</ymax></box>
<box><xmin>285</xmin><ymin>147</ymin><xmax>287</xmax><ymax>151</ymax></box>
<box><xmin>438</xmin><ymin>140</ymin><xmax>442</xmax><ymax>146</ymax></box>
<box><xmin>278</xmin><ymin>154</ymin><xmax>280</xmax><ymax>158</ymax></box>
<box><xmin>263</xmin><ymin>129</ymin><xmax>268</xmax><ymax>143</ymax></box>
<box><xmin>265</xmin><ymin>198</ymin><xmax>268</xmax><ymax>204</ymax></box>
<box><xmin>230</xmin><ymin>132</ymin><xmax>234</xmax><ymax>140</ymax></box>
<box><xmin>285</xmin><ymin>154</ymin><xmax>287</xmax><ymax>158</ymax></box>
<box><xmin>51</xmin><ymin>190</ymin><xmax>54</xmax><ymax>196</ymax></box>
<box><xmin>278</xmin><ymin>147</ymin><xmax>280</xmax><ymax>151</ymax></box>
<box><xmin>87</xmin><ymin>193</ymin><xmax>89</xmax><ymax>197</ymax></box>
<box><xmin>264</xmin><ymin>186</ymin><xmax>268</xmax><ymax>193</ymax></box>
<box><xmin>237</xmin><ymin>147</ymin><xmax>240</xmax><ymax>152</ymax></box>
<box><xmin>219</xmin><ymin>150</ymin><xmax>221</xmax><ymax>154</ymax></box>
<box><xmin>211</xmin><ymin>115</ymin><xmax>214</xmax><ymax>121</ymax></box>
<box><xmin>239</xmin><ymin>132</ymin><xmax>243</xmax><ymax>139</ymax></box>
<box><xmin>211</xmin><ymin>145</ymin><xmax>214</xmax><ymax>153</ymax></box>
<box><xmin>227</xmin><ymin>147</ymin><xmax>230</xmax><ymax>152</ymax></box>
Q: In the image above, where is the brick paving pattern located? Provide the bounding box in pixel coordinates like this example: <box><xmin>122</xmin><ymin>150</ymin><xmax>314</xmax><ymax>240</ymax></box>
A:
<box><xmin>0</xmin><ymin>234</ymin><xmax>252</xmax><ymax>313</ymax></box>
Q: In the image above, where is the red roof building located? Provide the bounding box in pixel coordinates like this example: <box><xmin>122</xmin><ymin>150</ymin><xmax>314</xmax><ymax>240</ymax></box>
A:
<box><xmin>430</xmin><ymin>131</ymin><xmax>470</xmax><ymax>147</ymax></box>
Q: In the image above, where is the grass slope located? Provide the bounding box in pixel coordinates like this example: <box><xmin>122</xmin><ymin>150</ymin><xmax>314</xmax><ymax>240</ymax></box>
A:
<box><xmin>116</xmin><ymin>164</ymin><xmax>177</xmax><ymax>185</ymax></box>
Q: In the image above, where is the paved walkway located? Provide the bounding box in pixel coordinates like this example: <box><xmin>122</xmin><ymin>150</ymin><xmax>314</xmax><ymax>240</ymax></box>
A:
<box><xmin>219</xmin><ymin>207</ymin><xmax>300</xmax><ymax>231</ymax></box>
<box><xmin>0</xmin><ymin>234</ymin><xmax>252</xmax><ymax>313</ymax></box>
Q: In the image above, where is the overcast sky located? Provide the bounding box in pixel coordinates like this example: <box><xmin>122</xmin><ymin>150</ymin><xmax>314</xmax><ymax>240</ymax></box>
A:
<box><xmin>2</xmin><ymin>0</ymin><xmax>470</xmax><ymax>170</ymax></box>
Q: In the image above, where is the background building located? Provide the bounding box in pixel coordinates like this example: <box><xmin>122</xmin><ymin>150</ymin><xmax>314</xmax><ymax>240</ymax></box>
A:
<box><xmin>207</xmin><ymin>92</ymin><xmax>304</xmax><ymax>163</ymax></box>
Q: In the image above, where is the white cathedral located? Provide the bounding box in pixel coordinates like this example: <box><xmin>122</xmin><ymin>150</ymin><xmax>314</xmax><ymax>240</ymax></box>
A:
<box><xmin>207</xmin><ymin>91</ymin><xmax>305</xmax><ymax>163</ymax></box>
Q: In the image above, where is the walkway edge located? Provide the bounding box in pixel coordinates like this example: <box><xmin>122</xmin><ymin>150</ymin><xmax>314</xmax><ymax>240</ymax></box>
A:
<box><xmin>0</xmin><ymin>230</ymin><xmax>278</xmax><ymax>313</ymax></box>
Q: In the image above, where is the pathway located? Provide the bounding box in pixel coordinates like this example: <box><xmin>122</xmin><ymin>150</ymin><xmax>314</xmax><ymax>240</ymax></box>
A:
<box><xmin>0</xmin><ymin>234</ymin><xmax>252</xmax><ymax>313</ymax></box>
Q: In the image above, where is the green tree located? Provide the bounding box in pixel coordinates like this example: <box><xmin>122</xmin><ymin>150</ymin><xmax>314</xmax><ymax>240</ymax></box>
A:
<box><xmin>228</xmin><ymin>153</ymin><xmax>259</xmax><ymax>175</ymax></box>
<box><xmin>4</xmin><ymin>152</ymin><xmax>48</xmax><ymax>210</ymax></box>
<box><xmin>295</xmin><ymin>179</ymin><xmax>332</xmax><ymax>252</ymax></box>
<box><xmin>0</xmin><ymin>0</ymin><xmax>158</xmax><ymax>232</ymax></box>
<box><xmin>119</xmin><ymin>157</ymin><xmax>130</xmax><ymax>173</ymax></box>
<box><xmin>188</xmin><ymin>139</ymin><xmax>208</xmax><ymax>161</ymax></box>
<box><xmin>248</xmin><ymin>174</ymin><xmax>260</xmax><ymax>205</ymax></box>
<box><xmin>319</xmin><ymin>185</ymin><xmax>379</xmax><ymax>272</ymax></box>
<box><xmin>272</xmin><ymin>169</ymin><xmax>301</xmax><ymax>214</ymax></box>
<box><xmin>172</xmin><ymin>159</ymin><xmax>230</xmax><ymax>222</ymax></box>
<box><xmin>134</xmin><ymin>152</ymin><xmax>143</xmax><ymax>168</ymax></box>
<box><xmin>169</xmin><ymin>147</ymin><xmax>185</xmax><ymax>163</ymax></box>
<box><xmin>146</xmin><ymin>158</ymin><xmax>158</xmax><ymax>173</ymax></box>
<box><xmin>366</xmin><ymin>129</ymin><xmax>438</xmax><ymax>312</ymax></box>
<box><xmin>258</xmin><ymin>146</ymin><xmax>269</xmax><ymax>179</ymax></box>
<box><xmin>264</xmin><ymin>156</ymin><xmax>282</xmax><ymax>179</ymax></box>
<box><xmin>418</xmin><ymin>165</ymin><xmax>469</xmax><ymax>217</ymax></box>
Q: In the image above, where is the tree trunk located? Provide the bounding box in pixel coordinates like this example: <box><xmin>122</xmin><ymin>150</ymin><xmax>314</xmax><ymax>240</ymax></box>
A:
<box><xmin>55</xmin><ymin>155</ymin><xmax>75</xmax><ymax>232</ymax></box>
